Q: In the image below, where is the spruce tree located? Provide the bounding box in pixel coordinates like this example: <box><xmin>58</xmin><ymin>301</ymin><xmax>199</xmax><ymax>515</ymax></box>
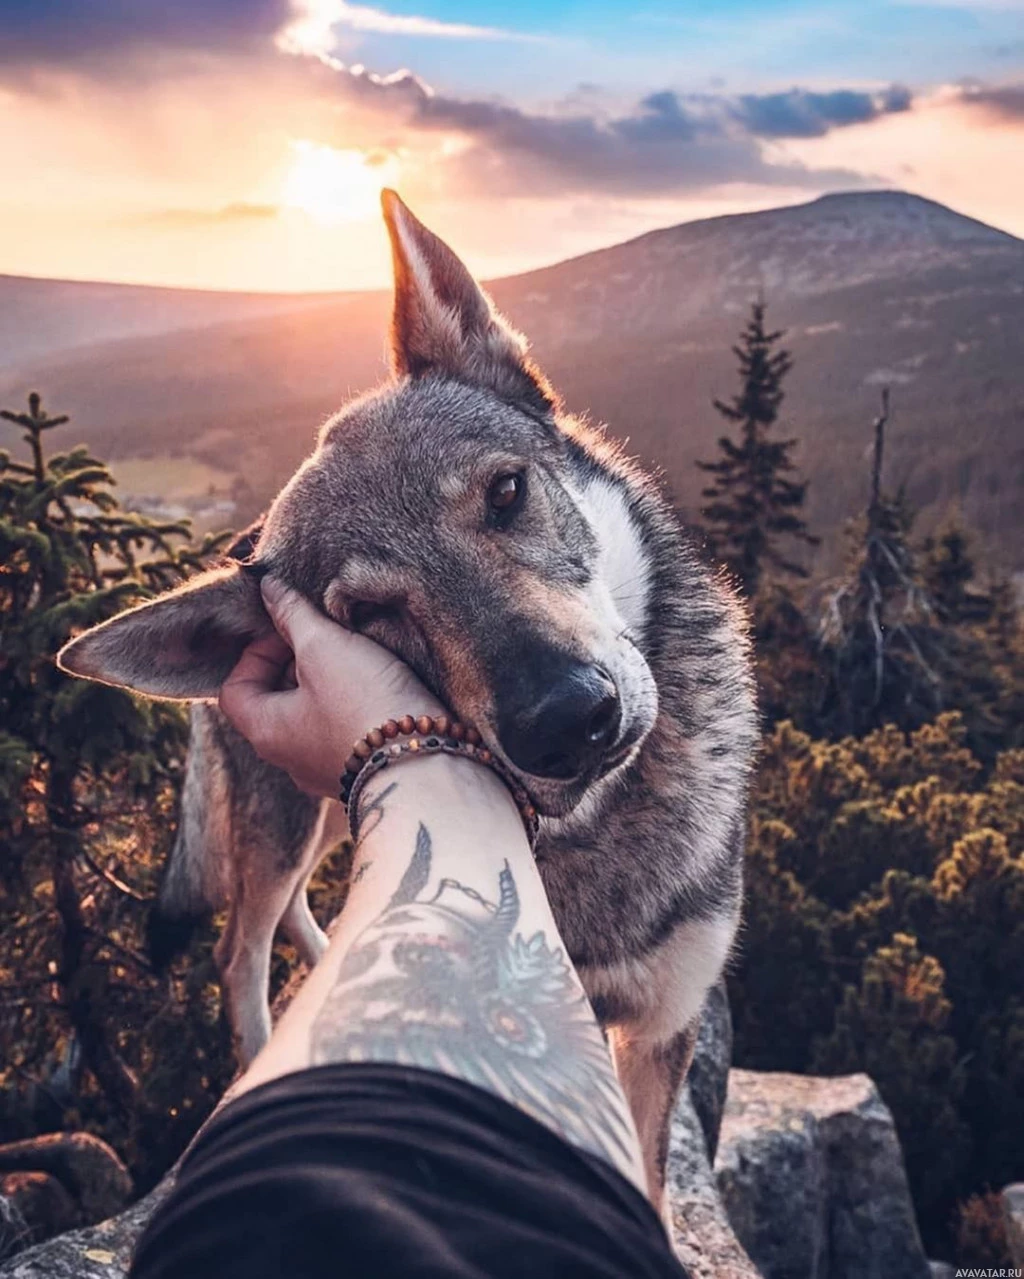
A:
<box><xmin>922</xmin><ymin>517</ymin><xmax>992</xmax><ymax>626</ymax></box>
<box><xmin>0</xmin><ymin>394</ymin><xmax>231</xmax><ymax>1152</ymax></box>
<box><xmin>921</xmin><ymin>517</ymin><xmax>1024</xmax><ymax>760</ymax></box>
<box><xmin>698</xmin><ymin>299</ymin><xmax>817</xmax><ymax>597</ymax></box>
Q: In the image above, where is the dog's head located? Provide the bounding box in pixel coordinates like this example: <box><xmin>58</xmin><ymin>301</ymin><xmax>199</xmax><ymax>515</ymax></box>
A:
<box><xmin>59</xmin><ymin>193</ymin><xmax>658</xmax><ymax>817</ymax></box>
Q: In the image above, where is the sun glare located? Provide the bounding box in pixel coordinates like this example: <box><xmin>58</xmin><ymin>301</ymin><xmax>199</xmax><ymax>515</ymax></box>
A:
<box><xmin>282</xmin><ymin>141</ymin><xmax>398</xmax><ymax>224</ymax></box>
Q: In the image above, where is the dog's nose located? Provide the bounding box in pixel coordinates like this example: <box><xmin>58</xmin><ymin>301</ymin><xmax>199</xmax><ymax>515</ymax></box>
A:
<box><xmin>501</xmin><ymin>664</ymin><xmax>621</xmax><ymax>780</ymax></box>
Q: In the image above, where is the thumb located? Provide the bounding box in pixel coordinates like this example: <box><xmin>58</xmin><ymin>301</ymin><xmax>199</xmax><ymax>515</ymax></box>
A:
<box><xmin>260</xmin><ymin>575</ymin><xmax>331</xmax><ymax>654</ymax></box>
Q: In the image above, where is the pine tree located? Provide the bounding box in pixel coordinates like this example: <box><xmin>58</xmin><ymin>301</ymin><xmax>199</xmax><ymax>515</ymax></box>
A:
<box><xmin>922</xmin><ymin>516</ymin><xmax>992</xmax><ymax>626</ymax></box>
<box><xmin>0</xmin><ymin>394</ymin><xmax>231</xmax><ymax>1144</ymax></box>
<box><xmin>698</xmin><ymin>299</ymin><xmax>817</xmax><ymax>597</ymax></box>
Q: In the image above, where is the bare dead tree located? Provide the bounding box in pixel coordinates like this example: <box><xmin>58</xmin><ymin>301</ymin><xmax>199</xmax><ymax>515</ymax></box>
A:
<box><xmin>820</xmin><ymin>389</ymin><xmax>943</xmax><ymax>733</ymax></box>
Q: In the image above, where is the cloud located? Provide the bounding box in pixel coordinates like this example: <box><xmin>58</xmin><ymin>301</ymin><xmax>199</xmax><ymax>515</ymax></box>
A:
<box><xmin>0</xmin><ymin>0</ymin><xmax>534</xmax><ymax>78</ymax></box>
<box><xmin>306</xmin><ymin>65</ymin><xmax>902</xmax><ymax>198</ymax></box>
<box><xmin>956</xmin><ymin>81</ymin><xmax>1024</xmax><ymax>118</ymax></box>
<box><xmin>733</xmin><ymin>86</ymin><xmax>913</xmax><ymax>138</ymax></box>
<box><xmin>277</xmin><ymin>0</ymin><xmax>532</xmax><ymax>57</ymax></box>
<box><xmin>0</xmin><ymin>0</ymin><xmax>913</xmax><ymax>208</ymax></box>
<box><xmin>0</xmin><ymin>0</ymin><xmax>289</xmax><ymax>69</ymax></box>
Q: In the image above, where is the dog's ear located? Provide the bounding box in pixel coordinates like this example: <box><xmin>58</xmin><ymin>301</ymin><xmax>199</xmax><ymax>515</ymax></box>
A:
<box><xmin>381</xmin><ymin>189</ymin><xmax>555</xmax><ymax>415</ymax></box>
<box><xmin>57</xmin><ymin>565</ymin><xmax>270</xmax><ymax>700</ymax></box>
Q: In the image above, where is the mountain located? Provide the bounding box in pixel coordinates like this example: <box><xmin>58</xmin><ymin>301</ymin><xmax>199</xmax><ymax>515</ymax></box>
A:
<box><xmin>0</xmin><ymin>275</ymin><xmax>339</xmax><ymax>369</ymax></box>
<box><xmin>1</xmin><ymin>191</ymin><xmax>1021</xmax><ymax>569</ymax></box>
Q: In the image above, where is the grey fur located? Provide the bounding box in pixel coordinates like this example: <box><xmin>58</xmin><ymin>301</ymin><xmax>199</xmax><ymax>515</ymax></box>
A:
<box><xmin>57</xmin><ymin>191</ymin><xmax>758</xmax><ymax>1205</ymax></box>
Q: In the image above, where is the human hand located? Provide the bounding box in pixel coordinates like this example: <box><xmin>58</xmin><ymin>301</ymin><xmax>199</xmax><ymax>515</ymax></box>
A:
<box><xmin>219</xmin><ymin>576</ymin><xmax>444</xmax><ymax>798</ymax></box>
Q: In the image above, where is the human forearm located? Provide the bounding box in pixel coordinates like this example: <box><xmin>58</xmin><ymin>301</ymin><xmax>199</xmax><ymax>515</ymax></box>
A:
<box><xmin>230</xmin><ymin>754</ymin><xmax>646</xmax><ymax>1192</ymax></box>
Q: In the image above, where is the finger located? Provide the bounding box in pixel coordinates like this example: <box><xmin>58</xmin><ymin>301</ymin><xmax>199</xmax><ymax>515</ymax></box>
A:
<box><xmin>261</xmin><ymin>575</ymin><xmax>368</xmax><ymax>667</ymax></box>
<box><xmin>218</xmin><ymin>631</ymin><xmax>293</xmax><ymax>743</ymax></box>
<box><xmin>223</xmin><ymin>628</ymin><xmax>293</xmax><ymax>693</ymax></box>
<box><xmin>219</xmin><ymin>677</ymin><xmax>296</xmax><ymax>757</ymax></box>
<box><xmin>260</xmin><ymin>576</ymin><xmax>333</xmax><ymax>654</ymax></box>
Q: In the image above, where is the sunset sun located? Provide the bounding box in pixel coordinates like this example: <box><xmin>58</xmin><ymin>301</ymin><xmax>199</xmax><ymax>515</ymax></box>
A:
<box><xmin>282</xmin><ymin>141</ymin><xmax>398</xmax><ymax>224</ymax></box>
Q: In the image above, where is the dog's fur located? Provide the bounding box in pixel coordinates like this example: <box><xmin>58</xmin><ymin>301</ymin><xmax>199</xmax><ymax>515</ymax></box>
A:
<box><xmin>58</xmin><ymin>191</ymin><xmax>758</xmax><ymax>1208</ymax></box>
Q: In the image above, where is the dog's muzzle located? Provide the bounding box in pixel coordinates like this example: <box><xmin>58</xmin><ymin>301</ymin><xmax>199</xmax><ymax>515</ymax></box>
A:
<box><xmin>498</xmin><ymin>660</ymin><xmax>622</xmax><ymax>782</ymax></box>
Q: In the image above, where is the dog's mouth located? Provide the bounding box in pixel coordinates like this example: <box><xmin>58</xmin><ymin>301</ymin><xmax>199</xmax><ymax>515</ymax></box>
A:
<box><xmin>487</xmin><ymin>723</ymin><xmax>645</xmax><ymax>820</ymax></box>
<box><xmin>602</xmin><ymin>729</ymin><xmax>644</xmax><ymax>772</ymax></box>
<box><xmin>455</xmin><ymin>648</ymin><xmax>658</xmax><ymax>820</ymax></box>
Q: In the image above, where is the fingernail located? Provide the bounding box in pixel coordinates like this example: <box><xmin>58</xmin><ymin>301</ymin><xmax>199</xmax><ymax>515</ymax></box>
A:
<box><xmin>261</xmin><ymin>575</ymin><xmax>283</xmax><ymax>606</ymax></box>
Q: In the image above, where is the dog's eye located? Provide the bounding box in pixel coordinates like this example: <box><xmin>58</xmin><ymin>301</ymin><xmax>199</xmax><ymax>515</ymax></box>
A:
<box><xmin>349</xmin><ymin>600</ymin><xmax>401</xmax><ymax>631</ymax></box>
<box><xmin>487</xmin><ymin>472</ymin><xmax>525</xmax><ymax>525</ymax></box>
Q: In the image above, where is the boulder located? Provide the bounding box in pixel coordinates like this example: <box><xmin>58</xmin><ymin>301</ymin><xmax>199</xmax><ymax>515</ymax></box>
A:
<box><xmin>668</xmin><ymin>1088</ymin><xmax>762</xmax><ymax>1279</ymax></box>
<box><xmin>0</xmin><ymin>1135</ymin><xmax>132</xmax><ymax>1229</ymax></box>
<box><xmin>0</xmin><ymin>1173</ymin><xmax>77</xmax><ymax>1258</ymax></box>
<box><xmin>0</xmin><ymin>1183</ymin><xmax>170</xmax><ymax>1279</ymax></box>
<box><xmin>687</xmin><ymin>979</ymin><xmax>733</xmax><ymax>1163</ymax></box>
<box><xmin>1003</xmin><ymin>1183</ymin><xmax>1024</xmax><ymax>1268</ymax></box>
<box><xmin>667</xmin><ymin>981</ymin><xmax>761</xmax><ymax>1278</ymax></box>
<box><xmin>715</xmin><ymin>1070</ymin><xmax>928</xmax><ymax>1279</ymax></box>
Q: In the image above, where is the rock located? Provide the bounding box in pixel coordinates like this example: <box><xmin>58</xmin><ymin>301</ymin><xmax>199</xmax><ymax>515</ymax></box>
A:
<box><xmin>0</xmin><ymin>1134</ymin><xmax>133</xmax><ymax>1229</ymax></box>
<box><xmin>0</xmin><ymin>1193</ymin><xmax>25</xmax><ymax>1266</ymax></box>
<box><xmin>715</xmin><ymin>1070</ymin><xmax>928</xmax><ymax>1279</ymax></box>
<box><xmin>0</xmin><ymin>1173</ymin><xmax>77</xmax><ymax>1251</ymax></box>
<box><xmin>666</xmin><ymin>979</ymin><xmax>759</xmax><ymax>1277</ymax></box>
<box><xmin>687</xmin><ymin>980</ymin><xmax>733</xmax><ymax>1163</ymax></box>
<box><xmin>1003</xmin><ymin>1183</ymin><xmax>1024</xmax><ymax>1268</ymax></box>
<box><xmin>668</xmin><ymin>1087</ymin><xmax>762</xmax><ymax>1279</ymax></box>
<box><xmin>0</xmin><ymin>1182</ymin><xmax>170</xmax><ymax>1279</ymax></box>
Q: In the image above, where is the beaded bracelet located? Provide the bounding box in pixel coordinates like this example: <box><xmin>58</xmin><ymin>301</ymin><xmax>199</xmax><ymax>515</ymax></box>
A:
<box><xmin>341</xmin><ymin>713</ymin><xmax>540</xmax><ymax>849</ymax></box>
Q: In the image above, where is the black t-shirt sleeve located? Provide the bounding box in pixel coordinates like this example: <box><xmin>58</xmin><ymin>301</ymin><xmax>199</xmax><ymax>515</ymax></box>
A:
<box><xmin>130</xmin><ymin>1063</ymin><xmax>688</xmax><ymax>1279</ymax></box>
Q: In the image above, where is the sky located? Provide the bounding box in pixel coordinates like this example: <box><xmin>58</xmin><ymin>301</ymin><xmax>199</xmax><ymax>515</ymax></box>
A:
<box><xmin>1</xmin><ymin>0</ymin><xmax>1022</xmax><ymax>291</ymax></box>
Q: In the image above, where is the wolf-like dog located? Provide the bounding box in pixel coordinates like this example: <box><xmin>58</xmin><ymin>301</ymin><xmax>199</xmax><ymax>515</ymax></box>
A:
<box><xmin>58</xmin><ymin>190</ymin><xmax>757</xmax><ymax>1209</ymax></box>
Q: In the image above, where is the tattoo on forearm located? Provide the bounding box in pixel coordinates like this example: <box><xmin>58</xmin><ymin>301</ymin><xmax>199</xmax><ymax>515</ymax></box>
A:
<box><xmin>310</xmin><ymin>822</ymin><xmax>636</xmax><ymax>1172</ymax></box>
<box><xmin>353</xmin><ymin>779</ymin><xmax>397</xmax><ymax>850</ymax></box>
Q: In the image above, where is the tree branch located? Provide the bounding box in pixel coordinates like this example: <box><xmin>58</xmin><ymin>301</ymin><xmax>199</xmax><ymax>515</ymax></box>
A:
<box><xmin>78</xmin><ymin>847</ymin><xmax>153</xmax><ymax>903</ymax></box>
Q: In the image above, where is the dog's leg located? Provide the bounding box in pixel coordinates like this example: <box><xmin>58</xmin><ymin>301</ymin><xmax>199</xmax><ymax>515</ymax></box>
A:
<box><xmin>218</xmin><ymin>798</ymin><xmax>349</xmax><ymax>1062</ymax></box>
<box><xmin>280</xmin><ymin>884</ymin><xmax>328</xmax><ymax>969</ymax></box>
<box><xmin>584</xmin><ymin>913</ymin><xmax>738</xmax><ymax>1219</ymax></box>
<box><xmin>216</xmin><ymin>870</ymin><xmax>298</xmax><ymax>1066</ymax></box>
<box><xmin>280</xmin><ymin>801</ymin><xmax>349</xmax><ymax>968</ymax></box>
<box><xmin>610</xmin><ymin>1020</ymin><xmax>699</xmax><ymax>1220</ymax></box>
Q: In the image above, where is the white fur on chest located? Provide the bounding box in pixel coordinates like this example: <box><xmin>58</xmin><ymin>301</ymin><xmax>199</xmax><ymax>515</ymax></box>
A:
<box><xmin>579</xmin><ymin>911</ymin><xmax>739</xmax><ymax>1044</ymax></box>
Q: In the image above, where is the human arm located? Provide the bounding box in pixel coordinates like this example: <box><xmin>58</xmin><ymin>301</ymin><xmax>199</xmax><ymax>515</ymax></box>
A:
<box><xmin>217</xmin><ymin>578</ymin><xmax>646</xmax><ymax>1193</ymax></box>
